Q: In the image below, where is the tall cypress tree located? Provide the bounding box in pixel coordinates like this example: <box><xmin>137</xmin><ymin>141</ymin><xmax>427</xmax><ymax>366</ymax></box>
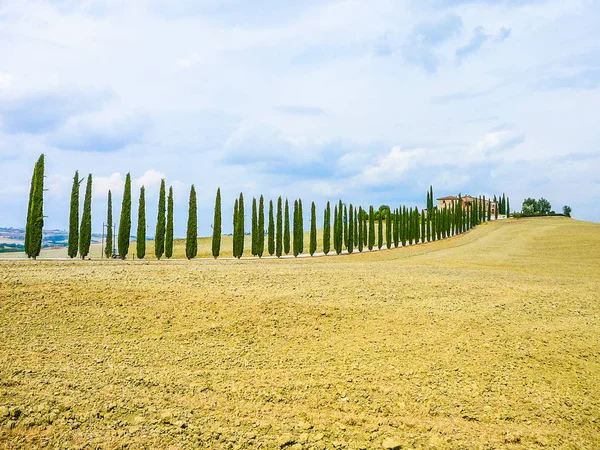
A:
<box><xmin>251</xmin><ymin>197</ymin><xmax>257</xmax><ymax>256</ymax></box>
<box><xmin>233</xmin><ymin>198</ymin><xmax>239</xmax><ymax>258</ymax></box>
<box><xmin>354</xmin><ymin>208</ymin><xmax>358</xmax><ymax>249</ymax></box>
<box><xmin>415</xmin><ymin>207</ymin><xmax>421</xmax><ymax>244</ymax></box>
<box><xmin>310</xmin><ymin>201</ymin><xmax>317</xmax><ymax>256</ymax></box>
<box><xmin>358</xmin><ymin>207</ymin><xmax>364</xmax><ymax>252</ymax></box>
<box><xmin>284</xmin><ymin>199</ymin><xmax>291</xmax><ymax>255</ymax></box>
<box><xmin>118</xmin><ymin>173</ymin><xmax>131</xmax><ymax>259</ymax></box>
<box><xmin>487</xmin><ymin>198</ymin><xmax>491</xmax><ymax>222</ymax></box>
<box><xmin>68</xmin><ymin>171</ymin><xmax>80</xmax><ymax>258</ymax></box>
<box><xmin>166</xmin><ymin>187</ymin><xmax>174</xmax><ymax>258</ymax></box>
<box><xmin>268</xmin><ymin>199</ymin><xmax>275</xmax><ymax>256</ymax></box>
<box><xmin>136</xmin><ymin>185</ymin><xmax>146</xmax><ymax>259</ymax></box>
<box><xmin>377</xmin><ymin>208</ymin><xmax>383</xmax><ymax>250</ymax></box>
<box><xmin>507</xmin><ymin>198</ymin><xmax>510</xmax><ymax>217</ymax></box>
<box><xmin>79</xmin><ymin>174</ymin><xmax>93</xmax><ymax>259</ymax></box>
<box><xmin>276</xmin><ymin>197</ymin><xmax>283</xmax><ymax>257</ymax></box>
<box><xmin>155</xmin><ymin>179</ymin><xmax>166</xmax><ymax>259</ymax></box>
<box><xmin>186</xmin><ymin>185</ymin><xmax>197</xmax><ymax>259</ymax></box>
<box><xmin>105</xmin><ymin>191</ymin><xmax>113</xmax><ymax>258</ymax></box>
<box><xmin>494</xmin><ymin>195</ymin><xmax>499</xmax><ymax>220</ymax></box>
<box><xmin>429</xmin><ymin>185</ymin><xmax>434</xmax><ymax>213</ymax></box>
<box><xmin>238</xmin><ymin>193</ymin><xmax>245</xmax><ymax>258</ymax></box>
<box><xmin>333</xmin><ymin>203</ymin><xmax>339</xmax><ymax>255</ymax></box>
<box><xmin>385</xmin><ymin>209</ymin><xmax>392</xmax><ymax>249</ymax></box>
<box><xmin>25</xmin><ymin>154</ymin><xmax>45</xmax><ymax>259</ymax></box>
<box><xmin>293</xmin><ymin>200</ymin><xmax>300</xmax><ymax>257</ymax></box>
<box><xmin>323</xmin><ymin>201</ymin><xmax>331</xmax><ymax>255</ymax></box>
<box><xmin>212</xmin><ymin>188</ymin><xmax>222</xmax><ymax>259</ymax></box>
<box><xmin>343</xmin><ymin>204</ymin><xmax>348</xmax><ymax>250</ymax></box>
<box><xmin>299</xmin><ymin>199</ymin><xmax>304</xmax><ymax>254</ymax></box>
<box><xmin>420</xmin><ymin>209</ymin><xmax>426</xmax><ymax>243</ymax></box>
<box><xmin>482</xmin><ymin>196</ymin><xmax>486</xmax><ymax>222</ymax></box>
<box><xmin>348</xmin><ymin>204</ymin><xmax>354</xmax><ymax>254</ymax></box>
<box><xmin>337</xmin><ymin>200</ymin><xmax>343</xmax><ymax>254</ymax></box>
<box><xmin>258</xmin><ymin>195</ymin><xmax>265</xmax><ymax>257</ymax></box>
<box><xmin>368</xmin><ymin>206</ymin><xmax>375</xmax><ymax>251</ymax></box>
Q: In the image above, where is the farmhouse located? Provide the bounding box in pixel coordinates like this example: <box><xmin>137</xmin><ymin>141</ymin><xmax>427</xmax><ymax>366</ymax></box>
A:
<box><xmin>437</xmin><ymin>195</ymin><xmax>498</xmax><ymax>216</ymax></box>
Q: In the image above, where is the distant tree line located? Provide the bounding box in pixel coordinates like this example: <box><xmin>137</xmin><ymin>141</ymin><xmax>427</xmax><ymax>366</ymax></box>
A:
<box><xmin>24</xmin><ymin>155</ymin><xmax>528</xmax><ymax>261</ymax></box>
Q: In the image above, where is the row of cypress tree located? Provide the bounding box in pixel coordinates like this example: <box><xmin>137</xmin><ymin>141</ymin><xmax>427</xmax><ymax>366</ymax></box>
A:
<box><xmin>24</xmin><ymin>155</ymin><xmax>510</xmax><ymax>260</ymax></box>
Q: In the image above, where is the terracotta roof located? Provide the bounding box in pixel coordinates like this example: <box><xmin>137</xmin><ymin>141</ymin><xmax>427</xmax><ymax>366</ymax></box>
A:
<box><xmin>437</xmin><ymin>196</ymin><xmax>458</xmax><ymax>200</ymax></box>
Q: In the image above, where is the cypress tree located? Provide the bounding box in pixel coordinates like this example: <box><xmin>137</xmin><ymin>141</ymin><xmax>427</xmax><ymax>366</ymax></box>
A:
<box><xmin>238</xmin><ymin>193</ymin><xmax>245</xmax><ymax>258</ymax></box>
<box><xmin>105</xmin><ymin>191</ymin><xmax>113</xmax><ymax>258</ymax></box>
<box><xmin>258</xmin><ymin>195</ymin><xmax>265</xmax><ymax>257</ymax></box>
<box><xmin>79</xmin><ymin>174</ymin><xmax>93</xmax><ymax>259</ymax></box>
<box><xmin>310</xmin><ymin>201</ymin><xmax>317</xmax><ymax>256</ymax></box>
<box><xmin>429</xmin><ymin>185</ymin><xmax>434</xmax><ymax>213</ymax></box>
<box><xmin>487</xmin><ymin>198</ymin><xmax>491</xmax><ymax>221</ymax></box>
<box><xmin>68</xmin><ymin>171</ymin><xmax>80</xmax><ymax>258</ymax></box>
<box><xmin>284</xmin><ymin>199</ymin><xmax>291</xmax><ymax>255</ymax></box>
<box><xmin>118</xmin><ymin>173</ymin><xmax>132</xmax><ymax>259</ymax></box>
<box><xmin>276</xmin><ymin>197</ymin><xmax>283</xmax><ymax>257</ymax></box>
<box><xmin>348</xmin><ymin>204</ymin><xmax>354</xmax><ymax>254</ymax></box>
<box><xmin>155</xmin><ymin>179</ymin><xmax>166</xmax><ymax>259</ymax></box>
<box><xmin>25</xmin><ymin>154</ymin><xmax>45</xmax><ymax>259</ymax></box>
<box><xmin>368</xmin><ymin>206</ymin><xmax>375</xmax><ymax>251</ymax></box>
<box><xmin>166</xmin><ymin>187</ymin><xmax>174</xmax><ymax>258</ymax></box>
<box><xmin>343</xmin><ymin>204</ymin><xmax>348</xmax><ymax>250</ymax></box>
<box><xmin>299</xmin><ymin>199</ymin><xmax>304</xmax><ymax>254</ymax></box>
<box><xmin>385</xmin><ymin>209</ymin><xmax>391</xmax><ymax>249</ymax></box>
<box><xmin>323</xmin><ymin>201</ymin><xmax>331</xmax><ymax>255</ymax></box>
<box><xmin>268</xmin><ymin>199</ymin><xmax>275</xmax><ymax>256</ymax></box>
<box><xmin>293</xmin><ymin>200</ymin><xmax>300</xmax><ymax>257</ymax></box>
<box><xmin>482</xmin><ymin>196</ymin><xmax>486</xmax><ymax>222</ymax></box>
<box><xmin>494</xmin><ymin>195</ymin><xmax>499</xmax><ymax>220</ymax></box>
<box><xmin>507</xmin><ymin>198</ymin><xmax>510</xmax><ymax>217</ymax></box>
<box><xmin>251</xmin><ymin>197</ymin><xmax>257</xmax><ymax>256</ymax></box>
<box><xmin>186</xmin><ymin>185</ymin><xmax>197</xmax><ymax>259</ymax></box>
<box><xmin>136</xmin><ymin>186</ymin><xmax>146</xmax><ymax>259</ymax></box>
<box><xmin>212</xmin><ymin>188</ymin><xmax>221</xmax><ymax>259</ymax></box>
<box><xmin>333</xmin><ymin>203</ymin><xmax>339</xmax><ymax>254</ymax></box>
<box><xmin>393</xmin><ymin>208</ymin><xmax>399</xmax><ymax>247</ymax></box>
<box><xmin>420</xmin><ymin>209</ymin><xmax>426</xmax><ymax>243</ymax></box>
<box><xmin>354</xmin><ymin>208</ymin><xmax>359</xmax><ymax>248</ymax></box>
<box><xmin>415</xmin><ymin>207</ymin><xmax>421</xmax><ymax>244</ymax></box>
<box><xmin>377</xmin><ymin>208</ymin><xmax>383</xmax><ymax>249</ymax></box>
<box><xmin>233</xmin><ymin>198</ymin><xmax>239</xmax><ymax>258</ymax></box>
<box><xmin>358</xmin><ymin>207</ymin><xmax>364</xmax><ymax>252</ymax></box>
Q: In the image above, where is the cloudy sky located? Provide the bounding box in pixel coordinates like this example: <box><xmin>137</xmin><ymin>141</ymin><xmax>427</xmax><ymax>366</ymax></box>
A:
<box><xmin>0</xmin><ymin>0</ymin><xmax>598</xmax><ymax>236</ymax></box>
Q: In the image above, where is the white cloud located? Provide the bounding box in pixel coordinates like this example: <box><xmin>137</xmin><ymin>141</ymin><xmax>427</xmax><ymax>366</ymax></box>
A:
<box><xmin>93</xmin><ymin>172</ymin><xmax>125</xmax><ymax>200</ymax></box>
<box><xmin>0</xmin><ymin>73</ymin><xmax>13</xmax><ymax>89</ymax></box>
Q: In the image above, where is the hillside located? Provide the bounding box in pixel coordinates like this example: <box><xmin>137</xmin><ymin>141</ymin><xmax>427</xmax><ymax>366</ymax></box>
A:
<box><xmin>1</xmin><ymin>217</ymin><xmax>599</xmax><ymax>448</ymax></box>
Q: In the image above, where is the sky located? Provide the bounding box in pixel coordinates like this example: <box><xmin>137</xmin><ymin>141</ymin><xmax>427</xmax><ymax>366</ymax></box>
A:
<box><xmin>0</xmin><ymin>0</ymin><xmax>599</xmax><ymax>237</ymax></box>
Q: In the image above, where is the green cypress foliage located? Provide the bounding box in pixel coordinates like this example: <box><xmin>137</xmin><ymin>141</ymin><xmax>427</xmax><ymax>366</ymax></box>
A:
<box><xmin>385</xmin><ymin>209</ymin><xmax>391</xmax><ymax>249</ymax></box>
<box><xmin>507</xmin><ymin>198</ymin><xmax>510</xmax><ymax>217</ymax></box>
<box><xmin>429</xmin><ymin>185</ymin><xmax>434</xmax><ymax>213</ymax></box>
<box><xmin>348</xmin><ymin>204</ymin><xmax>354</xmax><ymax>254</ymax></box>
<box><xmin>487</xmin><ymin>199</ymin><xmax>491</xmax><ymax>221</ymax></box>
<box><xmin>420</xmin><ymin>209</ymin><xmax>425</xmax><ymax>243</ymax></box>
<box><xmin>284</xmin><ymin>199</ymin><xmax>291</xmax><ymax>255</ymax></box>
<box><xmin>299</xmin><ymin>199</ymin><xmax>304</xmax><ymax>254</ymax></box>
<box><xmin>332</xmin><ymin>203</ymin><xmax>339</xmax><ymax>254</ymax></box>
<box><xmin>343</xmin><ymin>204</ymin><xmax>348</xmax><ymax>249</ymax></box>
<box><xmin>258</xmin><ymin>195</ymin><xmax>265</xmax><ymax>257</ymax></box>
<box><xmin>251</xmin><ymin>197</ymin><xmax>257</xmax><ymax>256</ymax></box>
<box><xmin>482</xmin><ymin>196</ymin><xmax>486</xmax><ymax>222</ymax></box>
<box><xmin>363</xmin><ymin>209</ymin><xmax>368</xmax><ymax>247</ymax></box>
<box><xmin>166</xmin><ymin>187</ymin><xmax>174</xmax><ymax>258</ymax></box>
<box><xmin>276</xmin><ymin>197</ymin><xmax>283</xmax><ymax>258</ymax></box>
<box><xmin>186</xmin><ymin>185</ymin><xmax>197</xmax><ymax>259</ymax></box>
<box><xmin>354</xmin><ymin>208</ymin><xmax>358</xmax><ymax>248</ymax></box>
<box><xmin>25</xmin><ymin>154</ymin><xmax>45</xmax><ymax>259</ymax></box>
<box><xmin>136</xmin><ymin>186</ymin><xmax>146</xmax><ymax>259</ymax></box>
<box><xmin>212</xmin><ymin>188</ymin><xmax>222</xmax><ymax>259</ymax></box>
<box><xmin>357</xmin><ymin>207</ymin><xmax>364</xmax><ymax>252</ymax></box>
<box><xmin>233</xmin><ymin>199</ymin><xmax>239</xmax><ymax>258</ymax></box>
<box><xmin>310</xmin><ymin>201</ymin><xmax>317</xmax><ymax>256</ymax></box>
<box><xmin>118</xmin><ymin>173</ymin><xmax>132</xmax><ymax>259</ymax></box>
<box><xmin>268</xmin><ymin>199</ymin><xmax>275</xmax><ymax>256</ymax></box>
<box><xmin>368</xmin><ymin>206</ymin><xmax>375</xmax><ymax>251</ymax></box>
<box><xmin>105</xmin><ymin>191</ymin><xmax>113</xmax><ymax>258</ymax></box>
<box><xmin>415</xmin><ymin>207</ymin><xmax>421</xmax><ymax>244</ymax></box>
<box><xmin>68</xmin><ymin>171</ymin><xmax>80</xmax><ymax>258</ymax></box>
<box><xmin>79</xmin><ymin>174</ymin><xmax>93</xmax><ymax>259</ymax></box>
<box><xmin>323</xmin><ymin>201</ymin><xmax>331</xmax><ymax>255</ymax></box>
<box><xmin>293</xmin><ymin>200</ymin><xmax>300</xmax><ymax>257</ymax></box>
<box><xmin>377</xmin><ymin>208</ymin><xmax>383</xmax><ymax>249</ymax></box>
<box><xmin>238</xmin><ymin>193</ymin><xmax>245</xmax><ymax>258</ymax></box>
<box><xmin>154</xmin><ymin>179</ymin><xmax>166</xmax><ymax>259</ymax></box>
<box><xmin>494</xmin><ymin>195</ymin><xmax>499</xmax><ymax>220</ymax></box>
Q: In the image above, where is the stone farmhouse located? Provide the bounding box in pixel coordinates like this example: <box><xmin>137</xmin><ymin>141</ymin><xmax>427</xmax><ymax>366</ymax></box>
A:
<box><xmin>437</xmin><ymin>195</ymin><xmax>498</xmax><ymax>217</ymax></box>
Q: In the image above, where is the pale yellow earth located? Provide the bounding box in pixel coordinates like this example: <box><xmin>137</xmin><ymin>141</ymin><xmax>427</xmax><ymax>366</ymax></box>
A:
<box><xmin>0</xmin><ymin>217</ymin><xmax>599</xmax><ymax>449</ymax></box>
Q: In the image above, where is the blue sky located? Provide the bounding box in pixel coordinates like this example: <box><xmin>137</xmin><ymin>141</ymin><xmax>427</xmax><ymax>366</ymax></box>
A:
<box><xmin>0</xmin><ymin>0</ymin><xmax>599</xmax><ymax>236</ymax></box>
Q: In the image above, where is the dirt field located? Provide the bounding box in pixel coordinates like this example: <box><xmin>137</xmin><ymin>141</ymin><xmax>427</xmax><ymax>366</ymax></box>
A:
<box><xmin>1</xmin><ymin>217</ymin><xmax>599</xmax><ymax>449</ymax></box>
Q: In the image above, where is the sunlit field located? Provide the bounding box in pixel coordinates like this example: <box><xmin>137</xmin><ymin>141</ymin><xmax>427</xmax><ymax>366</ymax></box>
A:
<box><xmin>1</xmin><ymin>217</ymin><xmax>599</xmax><ymax>449</ymax></box>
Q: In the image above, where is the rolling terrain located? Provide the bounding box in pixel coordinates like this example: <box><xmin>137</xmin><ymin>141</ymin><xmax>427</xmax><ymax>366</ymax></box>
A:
<box><xmin>1</xmin><ymin>217</ymin><xmax>599</xmax><ymax>449</ymax></box>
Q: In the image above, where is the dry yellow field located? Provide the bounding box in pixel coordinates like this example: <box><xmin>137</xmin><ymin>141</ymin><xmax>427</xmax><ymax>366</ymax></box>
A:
<box><xmin>1</xmin><ymin>217</ymin><xmax>599</xmax><ymax>449</ymax></box>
